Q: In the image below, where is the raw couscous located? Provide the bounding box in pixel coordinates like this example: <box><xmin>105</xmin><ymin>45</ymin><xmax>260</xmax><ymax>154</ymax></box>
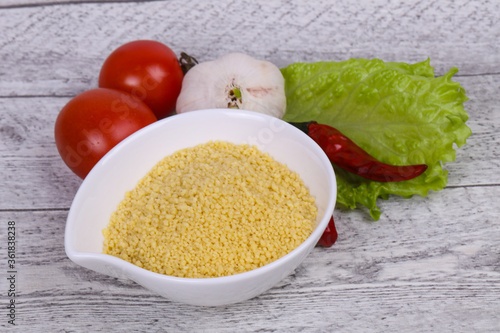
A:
<box><xmin>103</xmin><ymin>141</ymin><xmax>317</xmax><ymax>278</ymax></box>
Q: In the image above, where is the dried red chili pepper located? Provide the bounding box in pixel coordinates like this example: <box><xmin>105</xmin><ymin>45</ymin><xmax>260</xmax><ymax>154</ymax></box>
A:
<box><xmin>290</xmin><ymin>121</ymin><xmax>428</xmax><ymax>182</ymax></box>
<box><xmin>317</xmin><ymin>216</ymin><xmax>338</xmax><ymax>247</ymax></box>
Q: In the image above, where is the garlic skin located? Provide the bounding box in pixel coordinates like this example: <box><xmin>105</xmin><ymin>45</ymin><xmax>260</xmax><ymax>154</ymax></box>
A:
<box><xmin>175</xmin><ymin>53</ymin><xmax>286</xmax><ymax>118</ymax></box>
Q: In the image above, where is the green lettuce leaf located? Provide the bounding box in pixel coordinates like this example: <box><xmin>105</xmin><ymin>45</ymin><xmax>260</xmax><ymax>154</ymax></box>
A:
<box><xmin>281</xmin><ymin>58</ymin><xmax>471</xmax><ymax>220</ymax></box>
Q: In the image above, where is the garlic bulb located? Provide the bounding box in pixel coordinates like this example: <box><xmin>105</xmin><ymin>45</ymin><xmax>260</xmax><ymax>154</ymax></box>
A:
<box><xmin>175</xmin><ymin>53</ymin><xmax>286</xmax><ymax>118</ymax></box>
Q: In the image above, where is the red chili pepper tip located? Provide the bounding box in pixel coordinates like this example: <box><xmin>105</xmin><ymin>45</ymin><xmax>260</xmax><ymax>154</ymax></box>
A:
<box><xmin>317</xmin><ymin>216</ymin><xmax>338</xmax><ymax>247</ymax></box>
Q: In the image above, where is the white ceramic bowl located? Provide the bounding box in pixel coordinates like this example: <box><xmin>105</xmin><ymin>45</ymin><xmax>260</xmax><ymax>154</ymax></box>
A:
<box><xmin>65</xmin><ymin>109</ymin><xmax>336</xmax><ymax>306</ymax></box>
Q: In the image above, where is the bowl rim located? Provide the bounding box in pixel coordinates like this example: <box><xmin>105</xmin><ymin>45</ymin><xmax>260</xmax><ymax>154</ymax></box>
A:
<box><xmin>64</xmin><ymin>108</ymin><xmax>337</xmax><ymax>284</ymax></box>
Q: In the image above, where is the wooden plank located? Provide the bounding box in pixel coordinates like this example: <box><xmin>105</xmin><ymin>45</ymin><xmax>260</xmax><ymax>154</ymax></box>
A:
<box><xmin>1</xmin><ymin>0</ymin><xmax>499</xmax><ymax>97</ymax></box>
<box><xmin>1</xmin><ymin>73</ymin><xmax>497</xmax><ymax>209</ymax></box>
<box><xmin>0</xmin><ymin>97</ymin><xmax>82</xmax><ymax>210</ymax></box>
<box><xmin>447</xmin><ymin>74</ymin><xmax>500</xmax><ymax>187</ymax></box>
<box><xmin>10</xmin><ymin>283</ymin><xmax>499</xmax><ymax>332</ymax></box>
<box><xmin>1</xmin><ymin>185</ymin><xmax>498</xmax><ymax>331</ymax></box>
<box><xmin>0</xmin><ymin>0</ymin><xmax>152</xmax><ymax>8</ymax></box>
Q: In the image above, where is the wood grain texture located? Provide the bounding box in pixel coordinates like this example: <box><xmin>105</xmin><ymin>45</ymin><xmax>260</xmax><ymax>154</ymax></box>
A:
<box><xmin>0</xmin><ymin>97</ymin><xmax>82</xmax><ymax>210</ymax></box>
<box><xmin>1</xmin><ymin>187</ymin><xmax>499</xmax><ymax>332</ymax></box>
<box><xmin>0</xmin><ymin>0</ymin><xmax>499</xmax><ymax>331</ymax></box>
<box><xmin>0</xmin><ymin>0</ymin><xmax>154</xmax><ymax>8</ymax></box>
<box><xmin>0</xmin><ymin>0</ymin><xmax>499</xmax><ymax>97</ymax></box>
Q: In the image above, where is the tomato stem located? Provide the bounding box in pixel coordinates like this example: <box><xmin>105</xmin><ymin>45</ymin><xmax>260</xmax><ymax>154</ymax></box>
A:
<box><xmin>179</xmin><ymin>52</ymin><xmax>199</xmax><ymax>75</ymax></box>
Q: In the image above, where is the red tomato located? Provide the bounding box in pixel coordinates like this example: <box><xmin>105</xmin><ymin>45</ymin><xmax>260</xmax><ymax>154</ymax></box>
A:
<box><xmin>54</xmin><ymin>88</ymin><xmax>157</xmax><ymax>179</ymax></box>
<box><xmin>98</xmin><ymin>40</ymin><xmax>184</xmax><ymax>119</ymax></box>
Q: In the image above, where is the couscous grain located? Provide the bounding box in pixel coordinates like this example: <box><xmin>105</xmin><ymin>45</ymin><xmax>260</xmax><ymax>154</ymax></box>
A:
<box><xmin>103</xmin><ymin>141</ymin><xmax>317</xmax><ymax>278</ymax></box>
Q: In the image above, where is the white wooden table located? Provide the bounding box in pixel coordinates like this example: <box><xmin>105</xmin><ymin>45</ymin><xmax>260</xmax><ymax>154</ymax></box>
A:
<box><xmin>1</xmin><ymin>0</ymin><xmax>499</xmax><ymax>331</ymax></box>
